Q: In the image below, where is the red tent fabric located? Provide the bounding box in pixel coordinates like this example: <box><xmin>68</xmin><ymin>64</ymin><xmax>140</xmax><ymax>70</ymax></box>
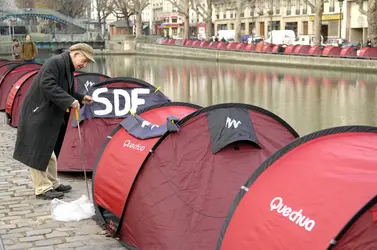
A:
<box><xmin>219</xmin><ymin>126</ymin><xmax>377</xmax><ymax>250</ymax></box>
<box><xmin>93</xmin><ymin>102</ymin><xmax>202</xmax><ymax>235</ymax></box>
<box><xmin>57</xmin><ymin>77</ymin><xmax>171</xmax><ymax>172</ymax></box>
<box><xmin>5</xmin><ymin>70</ymin><xmax>39</xmax><ymax>127</ymax></box>
<box><xmin>0</xmin><ymin>59</ymin><xmax>9</xmax><ymax>67</ymax></box>
<box><xmin>0</xmin><ymin>63</ymin><xmax>41</xmax><ymax>110</ymax></box>
<box><xmin>116</xmin><ymin>103</ymin><xmax>299</xmax><ymax>250</ymax></box>
<box><xmin>0</xmin><ymin>62</ymin><xmax>21</xmax><ymax>81</ymax></box>
<box><xmin>331</xmin><ymin>196</ymin><xmax>377</xmax><ymax>250</ymax></box>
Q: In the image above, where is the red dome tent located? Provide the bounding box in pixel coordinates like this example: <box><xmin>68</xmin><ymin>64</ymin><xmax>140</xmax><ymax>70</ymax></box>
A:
<box><xmin>93</xmin><ymin>102</ymin><xmax>202</xmax><ymax>235</ymax></box>
<box><xmin>57</xmin><ymin>77</ymin><xmax>171</xmax><ymax>172</ymax></box>
<box><xmin>5</xmin><ymin>71</ymin><xmax>100</xmax><ymax>127</ymax></box>
<box><xmin>0</xmin><ymin>59</ymin><xmax>9</xmax><ymax>67</ymax></box>
<box><xmin>111</xmin><ymin>103</ymin><xmax>298</xmax><ymax>250</ymax></box>
<box><xmin>5</xmin><ymin>70</ymin><xmax>39</xmax><ymax>127</ymax></box>
<box><xmin>218</xmin><ymin>126</ymin><xmax>377</xmax><ymax>250</ymax></box>
<box><xmin>0</xmin><ymin>62</ymin><xmax>21</xmax><ymax>79</ymax></box>
<box><xmin>0</xmin><ymin>63</ymin><xmax>41</xmax><ymax>110</ymax></box>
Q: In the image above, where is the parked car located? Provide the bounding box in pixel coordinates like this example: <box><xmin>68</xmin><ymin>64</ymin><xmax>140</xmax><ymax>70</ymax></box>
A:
<box><xmin>294</xmin><ymin>35</ymin><xmax>324</xmax><ymax>46</ymax></box>
<box><xmin>323</xmin><ymin>38</ymin><xmax>348</xmax><ymax>47</ymax></box>
<box><xmin>265</xmin><ymin>30</ymin><xmax>295</xmax><ymax>45</ymax></box>
<box><xmin>247</xmin><ymin>35</ymin><xmax>263</xmax><ymax>44</ymax></box>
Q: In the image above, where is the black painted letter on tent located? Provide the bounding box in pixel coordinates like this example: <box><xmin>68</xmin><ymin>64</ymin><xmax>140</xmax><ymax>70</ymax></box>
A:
<box><xmin>207</xmin><ymin>108</ymin><xmax>260</xmax><ymax>154</ymax></box>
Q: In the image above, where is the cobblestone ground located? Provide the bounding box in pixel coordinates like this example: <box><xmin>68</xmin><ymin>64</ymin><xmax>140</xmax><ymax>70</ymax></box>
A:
<box><xmin>0</xmin><ymin>114</ymin><xmax>123</xmax><ymax>250</ymax></box>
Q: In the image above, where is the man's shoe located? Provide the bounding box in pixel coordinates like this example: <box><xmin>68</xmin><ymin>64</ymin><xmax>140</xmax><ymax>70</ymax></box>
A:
<box><xmin>54</xmin><ymin>184</ymin><xmax>72</xmax><ymax>193</ymax></box>
<box><xmin>36</xmin><ymin>190</ymin><xmax>64</xmax><ymax>200</ymax></box>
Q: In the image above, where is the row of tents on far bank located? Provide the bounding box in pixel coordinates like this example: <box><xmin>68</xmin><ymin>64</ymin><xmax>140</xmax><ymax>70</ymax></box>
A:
<box><xmin>160</xmin><ymin>38</ymin><xmax>377</xmax><ymax>59</ymax></box>
<box><xmin>0</xmin><ymin>58</ymin><xmax>376</xmax><ymax>250</ymax></box>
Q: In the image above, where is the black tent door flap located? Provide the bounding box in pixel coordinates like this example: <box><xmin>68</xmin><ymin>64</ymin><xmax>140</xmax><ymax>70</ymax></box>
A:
<box><xmin>207</xmin><ymin>108</ymin><xmax>261</xmax><ymax>154</ymax></box>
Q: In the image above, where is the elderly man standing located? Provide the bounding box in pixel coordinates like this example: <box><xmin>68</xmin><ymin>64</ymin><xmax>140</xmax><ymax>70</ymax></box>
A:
<box><xmin>13</xmin><ymin>43</ymin><xmax>96</xmax><ymax>200</ymax></box>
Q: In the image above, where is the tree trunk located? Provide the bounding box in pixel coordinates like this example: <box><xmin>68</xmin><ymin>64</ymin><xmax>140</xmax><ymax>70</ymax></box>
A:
<box><xmin>183</xmin><ymin>14</ymin><xmax>189</xmax><ymax>39</ymax></box>
<box><xmin>101</xmin><ymin>10</ymin><xmax>106</xmax><ymax>36</ymax></box>
<box><xmin>136</xmin><ymin>12</ymin><xmax>142</xmax><ymax>37</ymax></box>
<box><xmin>205</xmin><ymin>5</ymin><xmax>213</xmax><ymax>39</ymax></box>
<box><xmin>235</xmin><ymin>0</ymin><xmax>242</xmax><ymax>42</ymax></box>
<box><xmin>205</xmin><ymin>19</ymin><xmax>212</xmax><ymax>40</ymax></box>
<box><xmin>97</xmin><ymin>0</ymin><xmax>102</xmax><ymax>35</ymax></box>
<box><xmin>313</xmin><ymin>0</ymin><xmax>323</xmax><ymax>45</ymax></box>
<box><xmin>126</xmin><ymin>15</ymin><xmax>131</xmax><ymax>34</ymax></box>
<box><xmin>367</xmin><ymin>0</ymin><xmax>377</xmax><ymax>46</ymax></box>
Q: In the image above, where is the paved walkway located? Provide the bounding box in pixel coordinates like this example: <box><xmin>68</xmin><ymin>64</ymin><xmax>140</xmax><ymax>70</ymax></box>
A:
<box><xmin>0</xmin><ymin>113</ymin><xmax>123</xmax><ymax>250</ymax></box>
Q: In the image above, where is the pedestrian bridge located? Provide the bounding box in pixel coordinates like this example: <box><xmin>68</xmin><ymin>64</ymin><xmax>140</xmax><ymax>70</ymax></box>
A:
<box><xmin>0</xmin><ymin>8</ymin><xmax>86</xmax><ymax>33</ymax></box>
<box><xmin>35</xmin><ymin>40</ymin><xmax>105</xmax><ymax>52</ymax></box>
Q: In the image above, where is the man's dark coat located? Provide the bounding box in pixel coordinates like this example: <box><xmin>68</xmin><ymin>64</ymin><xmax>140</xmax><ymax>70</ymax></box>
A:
<box><xmin>13</xmin><ymin>51</ymin><xmax>84</xmax><ymax>171</ymax></box>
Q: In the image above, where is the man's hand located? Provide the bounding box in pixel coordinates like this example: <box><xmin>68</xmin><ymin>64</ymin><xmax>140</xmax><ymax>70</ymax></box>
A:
<box><xmin>70</xmin><ymin>99</ymin><xmax>79</xmax><ymax>109</ymax></box>
<box><xmin>82</xmin><ymin>95</ymin><xmax>93</xmax><ymax>105</ymax></box>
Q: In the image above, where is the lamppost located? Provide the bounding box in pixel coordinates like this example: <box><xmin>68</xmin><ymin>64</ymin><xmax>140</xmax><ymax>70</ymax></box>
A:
<box><xmin>338</xmin><ymin>0</ymin><xmax>344</xmax><ymax>39</ymax></box>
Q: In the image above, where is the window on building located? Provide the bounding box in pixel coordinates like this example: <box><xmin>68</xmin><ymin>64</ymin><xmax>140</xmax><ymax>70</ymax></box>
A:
<box><xmin>172</xmin><ymin>18</ymin><xmax>177</xmax><ymax>23</ymax></box>
<box><xmin>250</xmin><ymin>9</ymin><xmax>254</xmax><ymax>17</ymax></box>
<box><xmin>241</xmin><ymin>23</ymin><xmax>245</xmax><ymax>30</ymax></box>
<box><xmin>223</xmin><ymin>13</ymin><xmax>226</xmax><ymax>18</ymax></box>
<box><xmin>303</xmin><ymin>1</ymin><xmax>308</xmax><ymax>14</ymax></box>
<box><xmin>275</xmin><ymin>0</ymin><xmax>281</xmax><ymax>14</ymax></box>
<box><xmin>249</xmin><ymin>22</ymin><xmax>255</xmax><ymax>33</ymax></box>
<box><xmin>295</xmin><ymin>0</ymin><xmax>301</xmax><ymax>15</ymax></box>
<box><xmin>241</xmin><ymin>12</ymin><xmax>244</xmax><ymax>18</ymax></box>
<box><xmin>303</xmin><ymin>21</ymin><xmax>308</xmax><ymax>35</ymax></box>
<box><xmin>218</xmin><ymin>24</ymin><xmax>227</xmax><ymax>30</ymax></box>
<box><xmin>286</xmin><ymin>0</ymin><xmax>292</xmax><ymax>15</ymax></box>
<box><xmin>329</xmin><ymin>0</ymin><xmax>335</xmax><ymax>12</ymax></box>
<box><xmin>230</xmin><ymin>13</ymin><xmax>233</xmax><ymax>18</ymax></box>
<box><xmin>230</xmin><ymin>23</ymin><xmax>234</xmax><ymax>29</ymax></box>
<box><xmin>216</xmin><ymin>14</ymin><xmax>219</xmax><ymax>19</ymax></box>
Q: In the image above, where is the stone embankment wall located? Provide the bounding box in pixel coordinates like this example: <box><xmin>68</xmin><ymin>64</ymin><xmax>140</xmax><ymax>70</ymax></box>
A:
<box><xmin>135</xmin><ymin>43</ymin><xmax>377</xmax><ymax>73</ymax></box>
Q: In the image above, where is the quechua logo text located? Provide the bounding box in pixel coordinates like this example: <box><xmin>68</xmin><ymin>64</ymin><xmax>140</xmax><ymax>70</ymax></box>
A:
<box><xmin>270</xmin><ymin>197</ymin><xmax>315</xmax><ymax>232</ymax></box>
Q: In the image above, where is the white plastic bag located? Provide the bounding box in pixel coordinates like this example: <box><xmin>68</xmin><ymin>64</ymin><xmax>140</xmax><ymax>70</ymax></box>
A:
<box><xmin>51</xmin><ymin>195</ymin><xmax>95</xmax><ymax>222</ymax></box>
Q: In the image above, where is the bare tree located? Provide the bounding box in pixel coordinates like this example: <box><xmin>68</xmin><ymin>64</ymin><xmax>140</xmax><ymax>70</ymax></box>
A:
<box><xmin>234</xmin><ymin>0</ymin><xmax>242</xmax><ymax>41</ymax></box>
<box><xmin>94</xmin><ymin>0</ymin><xmax>115</xmax><ymax>36</ymax></box>
<box><xmin>190</xmin><ymin>0</ymin><xmax>213</xmax><ymax>39</ymax></box>
<box><xmin>168</xmin><ymin>0</ymin><xmax>190</xmax><ymax>39</ymax></box>
<box><xmin>113</xmin><ymin>0</ymin><xmax>135</xmax><ymax>32</ymax></box>
<box><xmin>302</xmin><ymin>0</ymin><xmax>322</xmax><ymax>45</ymax></box>
<box><xmin>357</xmin><ymin>0</ymin><xmax>377</xmax><ymax>46</ymax></box>
<box><xmin>54</xmin><ymin>0</ymin><xmax>91</xmax><ymax>18</ymax></box>
<box><xmin>313</xmin><ymin>0</ymin><xmax>323</xmax><ymax>45</ymax></box>
<box><xmin>128</xmin><ymin>0</ymin><xmax>150</xmax><ymax>37</ymax></box>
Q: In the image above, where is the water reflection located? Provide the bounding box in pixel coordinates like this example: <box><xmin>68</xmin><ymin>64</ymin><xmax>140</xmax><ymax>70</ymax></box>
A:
<box><xmin>10</xmin><ymin>53</ymin><xmax>377</xmax><ymax>136</ymax></box>
<box><xmin>86</xmin><ymin>55</ymin><xmax>377</xmax><ymax>135</ymax></box>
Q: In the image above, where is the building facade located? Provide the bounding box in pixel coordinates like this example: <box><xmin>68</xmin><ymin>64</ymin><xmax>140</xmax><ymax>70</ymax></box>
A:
<box><xmin>212</xmin><ymin>0</ymin><xmax>348</xmax><ymax>42</ymax></box>
<box><xmin>348</xmin><ymin>0</ymin><xmax>369</xmax><ymax>42</ymax></box>
<box><xmin>148</xmin><ymin>0</ymin><xmax>208</xmax><ymax>37</ymax></box>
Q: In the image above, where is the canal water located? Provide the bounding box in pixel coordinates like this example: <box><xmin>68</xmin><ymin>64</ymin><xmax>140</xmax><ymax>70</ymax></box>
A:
<box><xmin>15</xmin><ymin>54</ymin><xmax>377</xmax><ymax>136</ymax></box>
